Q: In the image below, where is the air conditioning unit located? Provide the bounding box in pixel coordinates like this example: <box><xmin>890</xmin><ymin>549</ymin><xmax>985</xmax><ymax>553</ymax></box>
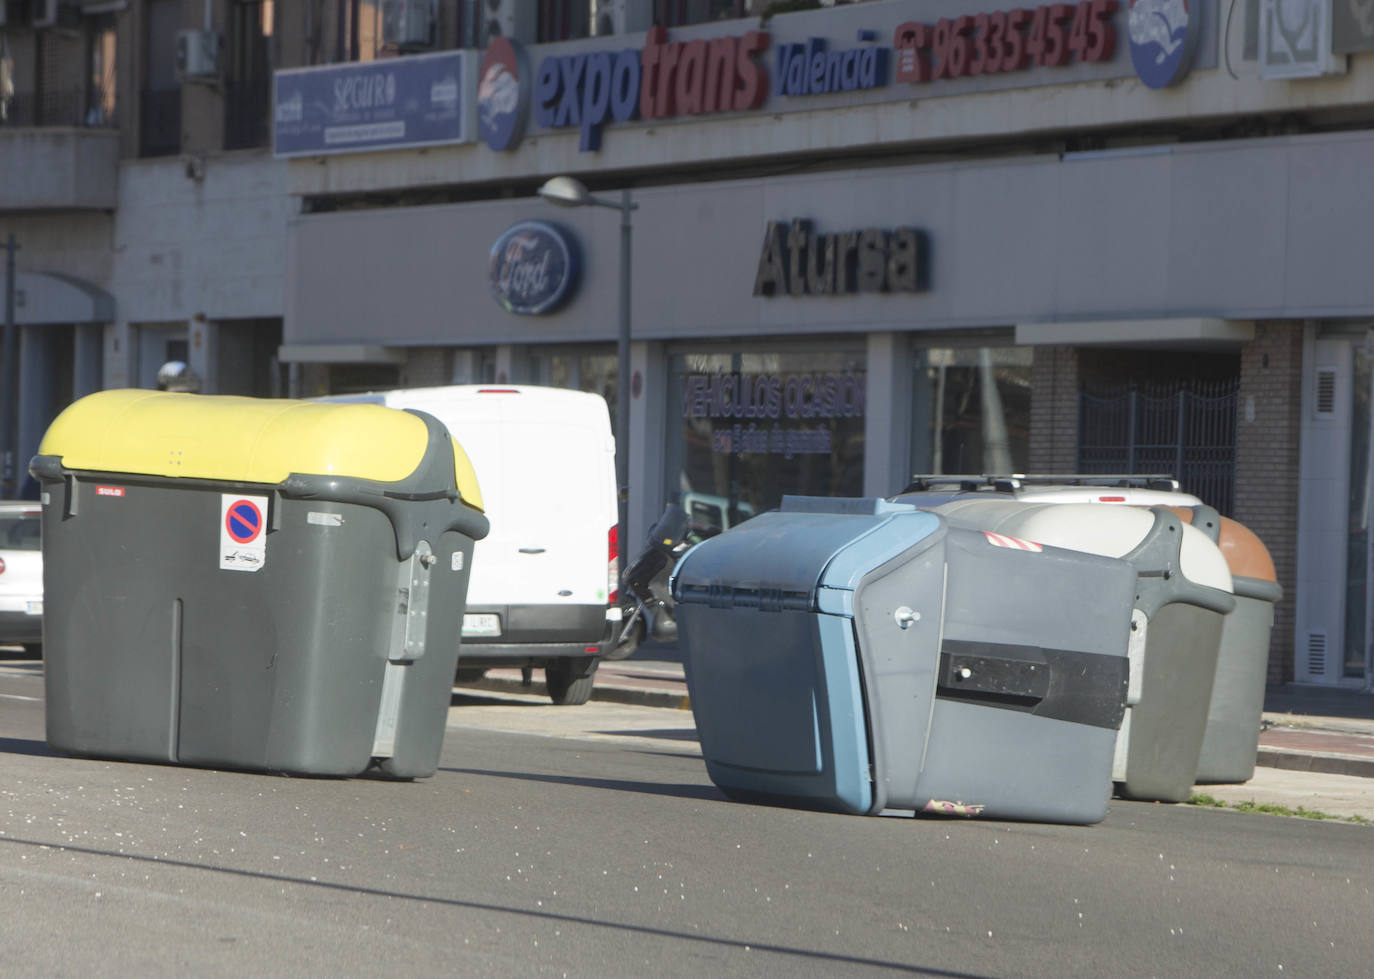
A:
<box><xmin>175</xmin><ymin>29</ymin><xmax>221</xmax><ymax>81</ymax></box>
<box><xmin>31</xmin><ymin>0</ymin><xmax>81</xmax><ymax>31</ymax></box>
<box><xmin>382</xmin><ymin>0</ymin><xmax>437</xmax><ymax>52</ymax></box>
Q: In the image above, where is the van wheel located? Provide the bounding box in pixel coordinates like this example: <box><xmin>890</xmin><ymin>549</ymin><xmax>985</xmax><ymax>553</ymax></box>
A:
<box><xmin>546</xmin><ymin>658</ymin><xmax>596</xmax><ymax>706</ymax></box>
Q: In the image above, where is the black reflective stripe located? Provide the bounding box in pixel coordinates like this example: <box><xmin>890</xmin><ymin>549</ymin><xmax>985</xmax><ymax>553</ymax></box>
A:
<box><xmin>936</xmin><ymin>638</ymin><xmax>1128</xmax><ymax>730</ymax></box>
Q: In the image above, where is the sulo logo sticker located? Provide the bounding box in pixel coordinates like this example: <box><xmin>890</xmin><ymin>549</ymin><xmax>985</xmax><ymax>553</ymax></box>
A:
<box><xmin>220</xmin><ymin>494</ymin><xmax>269</xmax><ymax>572</ymax></box>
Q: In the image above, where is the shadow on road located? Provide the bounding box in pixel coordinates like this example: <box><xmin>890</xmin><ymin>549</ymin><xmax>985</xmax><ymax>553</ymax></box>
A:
<box><xmin>595</xmin><ymin>727</ymin><xmax>698</xmax><ymax>742</ymax></box>
<box><xmin>0</xmin><ymin>736</ymin><xmax>57</xmax><ymax>757</ymax></box>
<box><xmin>441</xmin><ymin>764</ymin><xmax>724</xmax><ymax>803</ymax></box>
<box><xmin>0</xmin><ymin>832</ymin><xmax>979</xmax><ymax>976</ymax></box>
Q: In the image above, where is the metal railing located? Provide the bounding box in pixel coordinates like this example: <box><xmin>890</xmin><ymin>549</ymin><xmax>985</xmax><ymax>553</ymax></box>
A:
<box><xmin>0</xmin><ymin>86</ymin><xmax>118</xmax><ymax>128</ymax></box>
<box><xmin>1078</xmin><ymin>379</ymin><xmax>1239</xmax><ymax>515</ymax></box>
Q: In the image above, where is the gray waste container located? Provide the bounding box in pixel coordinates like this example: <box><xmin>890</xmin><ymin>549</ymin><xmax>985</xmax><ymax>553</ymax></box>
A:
<box><xmin>1168</xmin><ymin>506</ymin><xmax>1283</xmax><ymax>784</ymax></box>
<box><xmin>914</xmin><ymin>499</ymin><xmax>1236</xmax><ymax>803</ymax></box>
<box><xmin>670</xmin><ymin>497</ymin><xmax>1137</xmax><ymax>825</ymax></box>
<box><xmin>31</xmin><ymin>389</ymin><xmax>490</xmax><ymax>779</ymax></box>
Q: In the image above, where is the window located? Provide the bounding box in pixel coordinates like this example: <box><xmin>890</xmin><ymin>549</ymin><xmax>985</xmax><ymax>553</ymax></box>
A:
<box><xmin>911</xmin><ymin>346</ymin><xmax>1032</xmax><ymax>477</ymax></box>
<box><xmin>140</xmin><ymin>0</ymin><xmax>182</xmax><ymax>156</ymax></box>
<box><xmin>225</xmin><ymin>0</ymin><xmax>273</xmax><ymax>149</ymax></box>
<box><xmin>537</xmin><ymin>0</ymin><xmax>590</xmax><ymax>43</ymax></box>
<box><xmin>85</xmin><ymin>12</ymin><xmax>117</xmax><ymax>126</ymax></box>
<box><xmin>666</xmin><ymin>345</ymin><xmax>866</xmax><ymax>540</ymax></box>
<box><xmin>653</xmin><ymin>0</ymin><xmax>746</xmax><ymax>29</ymax></box>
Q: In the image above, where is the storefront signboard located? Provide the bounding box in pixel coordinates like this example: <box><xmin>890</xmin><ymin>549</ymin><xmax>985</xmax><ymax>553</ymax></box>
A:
<box><xmin>753</xmin><ymin>219</ymin><xmax>930</xmax><ymax>297</ymax></box>
<box><xmin>488</xmin><ymin>221</ymin><xmax>580</xmax><ymax>315</ymax></box>
<box><xmin>479</xmin><ymin>1</ymin><xmax>1217</xmax><ymax>154</ymax></box>
<box><xmin>274</xmin><ymin>51</ymin><xmax>474</xmax><ymax>158</ymax></box>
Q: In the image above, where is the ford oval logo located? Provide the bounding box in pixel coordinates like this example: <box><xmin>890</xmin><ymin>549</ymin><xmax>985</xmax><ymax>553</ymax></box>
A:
<box><xmin>489</xmin><ymin>221</ymin><xmax>579</xmax><ymax>316</ymax></box>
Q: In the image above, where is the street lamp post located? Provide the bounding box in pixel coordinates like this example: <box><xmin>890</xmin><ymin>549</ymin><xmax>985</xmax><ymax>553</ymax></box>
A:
<box><xmin>537</xmin><ymin>176</ymin><xmax>637</xmax><ymax>569</ymax></box>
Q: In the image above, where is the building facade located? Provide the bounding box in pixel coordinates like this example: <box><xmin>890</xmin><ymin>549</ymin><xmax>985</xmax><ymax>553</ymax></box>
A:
<box><xmin>4</xmin><ymin>0</ymin><xmax>1374</xmax><ymax>689</ymax></box>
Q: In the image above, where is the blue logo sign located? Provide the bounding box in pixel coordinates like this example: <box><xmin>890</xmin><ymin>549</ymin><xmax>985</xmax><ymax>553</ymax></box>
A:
<box><xmin>489</xmin><ymin>222</ymin><xmax>579</xmax><ymax>315</ymax></box>
<box><xmin>1128</xmin><ymin>0</ymin><xmax>1202</xmax><ymax>89</ymax></box>
<box><xmin>478</xmin><ymin>37</ymin><xmax>529</xmax><ymax>152</ymax></box>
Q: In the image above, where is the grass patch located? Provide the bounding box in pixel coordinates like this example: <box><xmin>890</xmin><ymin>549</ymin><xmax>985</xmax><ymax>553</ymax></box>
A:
<box><xmin>1187</xmin><ymin>793</ymin><xmax>1371</xmax><ymax>825</ymax></box>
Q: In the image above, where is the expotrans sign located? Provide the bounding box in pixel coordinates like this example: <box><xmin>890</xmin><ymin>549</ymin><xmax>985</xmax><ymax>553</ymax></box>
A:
<box><xmin>463</xmin><ymin>0</ymin><xmax>1213</xmax><ymax>155</ymax></box>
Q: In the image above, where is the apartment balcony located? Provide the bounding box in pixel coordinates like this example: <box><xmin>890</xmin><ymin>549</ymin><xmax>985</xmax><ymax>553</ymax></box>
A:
<box><xmin>0</xmin><ymin>89</ymin><xmax>119</xmax><ymax>212</ymax></box>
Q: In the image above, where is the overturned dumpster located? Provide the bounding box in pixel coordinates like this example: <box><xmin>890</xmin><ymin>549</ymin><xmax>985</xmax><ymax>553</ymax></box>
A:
<box><xmin>923</xmin><ymin>500</ymin><xmax>1236</xmax><ymax>803</ymax></box>
<box><xmin>1165</xmin><ymin>506</ymin><xmax>1282</xmax><ymax>785</ymax></box>
<box><xmin>32</xmin><ymin>390</ymin><xmax>489</xmax><ymax>779</ymax></box>
<box><xmin>670</xmin><ymin>497</ymin><xmax>1137</xmax><ymax>825</ymax></box>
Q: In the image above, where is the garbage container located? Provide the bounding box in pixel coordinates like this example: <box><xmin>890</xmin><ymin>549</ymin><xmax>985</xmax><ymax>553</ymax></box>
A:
<box><xmin>1164</xmin><ymin>506</ymin><xmax>1282</xmax><ymax>784</ymax></box>
<box><xmin>924</xmin><ymin>499</ymin><xmax>1236</xmax><ymax>803</ymax></box>
<box><xmin>31</xmin><ymin>389</ymin><xmax>489</xmax><ymax>779</ymax></box>
<box><xmin>670</xmin><ymin>497</ymin><xmax>1137</xmax><ymax>825</ymax></box>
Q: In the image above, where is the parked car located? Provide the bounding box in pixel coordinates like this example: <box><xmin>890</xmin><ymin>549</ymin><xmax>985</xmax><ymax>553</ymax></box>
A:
<box><xmin>324</xmin><ymin>385</ymin><xmax>620</xmax><ymax>704</ymax></box>
<box><xmin>0</xmin><ymin>501</ymin><xmax>43</xmax><ymax>657</ymax></box>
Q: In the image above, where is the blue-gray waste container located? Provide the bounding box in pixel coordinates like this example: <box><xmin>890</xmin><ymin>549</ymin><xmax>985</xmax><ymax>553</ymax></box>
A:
<box><xmin>895</xmin><ymin>497</ymin><xmax>1237</xmax><ymax>802</ymax></box>
<box><xmin>669</xmin><ymin>497</ymin><xmax>1138</xmax><ymax>825</ymax></box>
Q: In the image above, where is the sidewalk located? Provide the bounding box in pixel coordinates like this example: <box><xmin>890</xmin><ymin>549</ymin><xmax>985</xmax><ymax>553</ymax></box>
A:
<box><xmin>459</xmin><ymin>659</ymin><xmax>1374</xmax><ymax>820</ymax></box>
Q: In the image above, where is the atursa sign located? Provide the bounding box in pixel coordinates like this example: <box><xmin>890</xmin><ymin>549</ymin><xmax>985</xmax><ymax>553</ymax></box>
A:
<box><xmin>534</xmin><ymin>26</ymin><xmax>770</xmax><ymax>151</ymax></box>
<box><xmin>754</xmin><ymin>219</ymin><xmax>930</xmax><ymax>297</ymax></box>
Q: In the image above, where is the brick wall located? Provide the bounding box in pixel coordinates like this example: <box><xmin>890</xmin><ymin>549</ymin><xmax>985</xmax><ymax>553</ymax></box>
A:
<box><xmin>1028</xmin><ymin>345</ymin><xmax>1079</xmax><ymax>473</ymax></box>
<box><xmin>1234</xmin><ymin>322</ymin><xmax>1304</xmax><ymax>685</ymax></box>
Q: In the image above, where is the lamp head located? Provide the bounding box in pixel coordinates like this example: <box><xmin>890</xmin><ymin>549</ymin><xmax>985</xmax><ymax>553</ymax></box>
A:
<box><xmin>537</xmin><ymin>175</ymin><xmax>592</xmax><ymax>208</ymax></box>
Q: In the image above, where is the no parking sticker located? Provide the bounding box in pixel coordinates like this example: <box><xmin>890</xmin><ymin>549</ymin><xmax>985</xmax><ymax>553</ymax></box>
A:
<box><xmin>220</xmin><ymin>494</ymin><xmax>268</xmax><ymax>572</ymax></box>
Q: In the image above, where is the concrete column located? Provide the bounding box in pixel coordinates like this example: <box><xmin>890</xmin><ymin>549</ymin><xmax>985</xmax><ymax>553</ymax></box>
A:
<box><xmin>863</xmin><ymin>331</ymin><xmax>914</xmax><ymax>498</ymax></box>
<box><xmin>188</xmin><ymin>316</ymin><xmax>219</xmax><ymax>394</ymax></box>
<box><xmin>16</xmin><ymin>326</ymin><xmax>53</xmax><ymax>497</ymax></box>
<box><xmin>103</xmin><ymin>321</ymin><xmax>138</xmax><ymax>389</ymax></box>
<box><xmin>628</xmin><ymin>340</ymin><xmax>666</xmax><ymax>552</ymax></box>
<box><xmin>73</xmin><ymin>324</ymin><xmax>103</xmax><ymax>398</ymax></box>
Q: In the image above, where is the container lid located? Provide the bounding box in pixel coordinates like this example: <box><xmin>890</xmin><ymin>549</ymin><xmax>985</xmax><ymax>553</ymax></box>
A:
<box><xmin>672</xmin><ymin>497</ymin><xmax>940</xmax><ymax>609</ymax></box>
<box><xmin>1165</xmin><ymin>507</ymin><xmax>1277</xmax><ymax>583</ymax></box>
<box><xmin>38</xmin><ymin>389</ymin><xmax>483</xmax><ymax>507</ymax></box>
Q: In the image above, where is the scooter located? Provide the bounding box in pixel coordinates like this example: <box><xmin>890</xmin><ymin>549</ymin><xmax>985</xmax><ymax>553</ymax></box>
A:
<box><xmin>604</xmin><ymin>503</ymin><xmax>692</xmax><ymax>661</ymax></box>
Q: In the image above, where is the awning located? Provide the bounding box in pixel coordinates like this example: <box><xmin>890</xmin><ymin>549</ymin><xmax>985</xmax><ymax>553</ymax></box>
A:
<box><xmin>1015</xmin><ymin>318</ymin><xmax>1256</xmax><ymax>348</ymax></box>
<box><xmin>0</xmin><ymin>271</ymin><xmax>114</xmax><ymax>326</ymax></box>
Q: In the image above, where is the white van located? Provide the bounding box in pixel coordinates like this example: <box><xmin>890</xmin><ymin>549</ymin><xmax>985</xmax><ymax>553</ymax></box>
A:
<box><xmin>329</xmin><ymin>385</ymin><xmax>620</xmax><ymax>704</ymax></box>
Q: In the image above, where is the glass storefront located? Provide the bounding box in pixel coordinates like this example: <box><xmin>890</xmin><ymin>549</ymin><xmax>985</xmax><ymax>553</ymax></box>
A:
<box><xmin>1346</xmin><ymin>347</ymin><xmax>1372</xmax><ymax>681</ymax></box>
<box><xmin>666</xmin><ymin>344</ymin><xmax>866</xmax><ymax>539</ymax></box>
<box><xmin>910</xmin><ymin>345</ymin><xmax>1032</xmax><ymax>477</ymax></box>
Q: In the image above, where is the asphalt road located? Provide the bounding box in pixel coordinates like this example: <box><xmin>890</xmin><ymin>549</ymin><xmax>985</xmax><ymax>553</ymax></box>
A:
<box><xmin>2</xmin><ymin>663</ymin><xmax>1372</xmax><ymax>977</ymax></box>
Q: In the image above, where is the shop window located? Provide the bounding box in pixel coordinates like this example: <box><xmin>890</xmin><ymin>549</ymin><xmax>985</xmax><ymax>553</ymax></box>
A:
<box><xmin>547</xmin><ymin>350</ymin><xmax>617</xmax><ymax>427</ymax></box>
<box><xmin>911</xmin><ymin>346</ymin><xmax>1032</xmax><ymax>477</ymax></box>
<box><xmin>666</xmin><ymin>347</ymin><xmax>866</xmax><ymax>541</ymax></box>
<box><xmin>224</xmin><ymin>1</ymin><xmax>273</xmax><ymax>149</ymax></box>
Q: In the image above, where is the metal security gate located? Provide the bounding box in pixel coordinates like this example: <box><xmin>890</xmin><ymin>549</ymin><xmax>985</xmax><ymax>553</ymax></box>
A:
<box><xmin>1078</xmin><ymin>379</ymin><xmax>1238</xmax><ymax>515</ymax></box>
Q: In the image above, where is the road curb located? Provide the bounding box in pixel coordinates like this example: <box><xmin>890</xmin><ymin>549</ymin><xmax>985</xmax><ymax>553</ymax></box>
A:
<box><xmin>1256</xmin><ymin>747</ymin><xmax>1374</xmax><ymax>780</ymax></box>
